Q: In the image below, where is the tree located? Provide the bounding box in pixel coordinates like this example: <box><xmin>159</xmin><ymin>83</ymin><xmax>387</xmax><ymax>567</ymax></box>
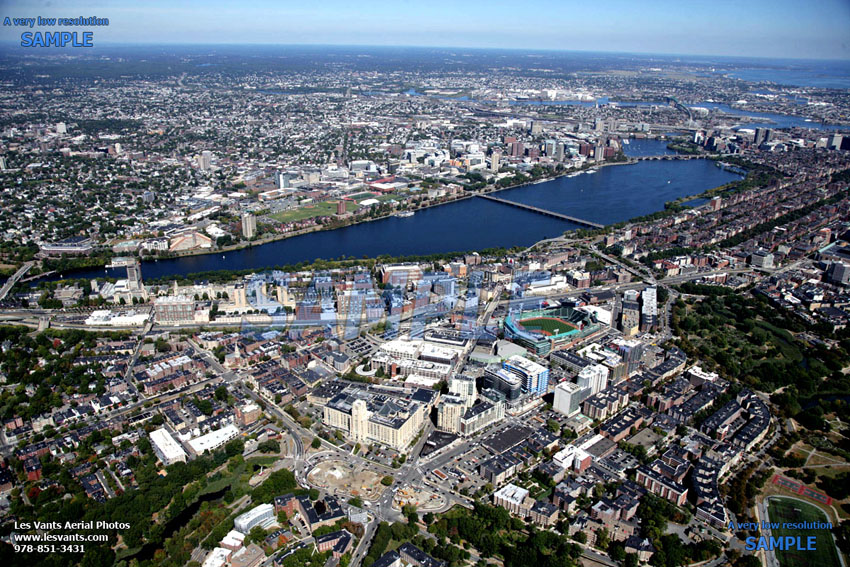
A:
<box><xmin>247</xmin><ymin>525</ymin><xmax>267</xmax><ymax>545</ymax></box>
<box><xmin>257</xmin><ymin>440</ymin><xmax>280</xmax><ymax>453</ymax></box>
<box><xmin>224</xmin><ymin>439</ymin><xmax>244</xmax><ymax>458</ymax></box>
<box><xmin>312</xmin><ymin>437</ymin><xmax>321</xmax><ymax>449</ymax></box>
<box><xmin>381</xmin><ymin>475</ymin><xmax>394</xmax><ymax>486</ymax></box>
<box><xmin>214</xmin><ymin>385</ymin><xmax>228</xmax><ymax>401</ymax></box>
<box><xmin>595</xmin><ymin>527</ymin><xmax>610</xmax><ymax>551</ymax></box>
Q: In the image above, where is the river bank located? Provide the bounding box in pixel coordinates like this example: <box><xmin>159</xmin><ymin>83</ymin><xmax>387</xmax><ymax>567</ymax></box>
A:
<box><xmin>26</xmin><ymin>155</ymin><xmax>742</xmax><ymax>284</ymax></box>
<box><xmin>40</xmin><ymin>157</ymin><xmax>643</xmax><ymax>275</ymax></box>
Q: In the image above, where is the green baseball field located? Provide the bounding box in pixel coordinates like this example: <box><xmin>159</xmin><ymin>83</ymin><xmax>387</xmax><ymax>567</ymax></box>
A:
<box><xmin>766</xmin><ymin>496</ymin><xmax>841</xmax><ymax>567</ymax></box>
<box><xmin>517</xmin><ymin>316</ymin><xmax>577</xmax><ymax>336</ymax></box>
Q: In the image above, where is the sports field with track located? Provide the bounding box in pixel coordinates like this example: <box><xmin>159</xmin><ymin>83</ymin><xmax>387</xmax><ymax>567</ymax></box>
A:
<box><xmin>766</xmin><ymin>496</ymin><xmax>840</xmax><ymax>567</ymax></box>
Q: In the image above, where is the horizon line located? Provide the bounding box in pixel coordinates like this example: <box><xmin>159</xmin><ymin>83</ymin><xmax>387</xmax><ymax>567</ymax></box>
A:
<box><xmin>1</xmin><ymin>40</ymin><xmax>849</xmax><ymax>64</ymax></box>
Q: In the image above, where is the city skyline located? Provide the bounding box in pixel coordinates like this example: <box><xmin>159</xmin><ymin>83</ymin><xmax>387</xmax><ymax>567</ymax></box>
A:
<box><xmin>1</xmin><ymin>0</ymin><xmax>849</xmax><ymax>60</ymax></box>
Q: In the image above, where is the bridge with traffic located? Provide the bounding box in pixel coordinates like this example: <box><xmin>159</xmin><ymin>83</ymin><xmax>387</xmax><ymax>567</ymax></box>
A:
<box><xmin>0</xmin><ymin>262</ymin><xmax>34</xmax><ymax>302</ymax></box>
<box><xmin>477</xmin><ymin>194</ymin><xmax>605</xmax><ymax>229</ymax></box>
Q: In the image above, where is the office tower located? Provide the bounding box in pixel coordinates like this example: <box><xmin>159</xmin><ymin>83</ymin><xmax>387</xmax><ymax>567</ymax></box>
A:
<box><xmin>198</xmin><ymin>150</ymin><xmax>212</xmax><ymax>171</ymax></box>
<box><xmin>337</xmin><ymin>201</ymin><xmax>347</xmax><ymax>215</ymax></box>
<box><xmin>595</xmin><ymin>144</ymin><xmax>605</xmax><ymax>162</ymax></box>
<box><xmin>553</xmin><ymin>381</ymin><xmax>590</xmax><ymax>417</ymax></box>
<box><xmin>709</xmin><ymin>196</ymin><xmax>722</xmax><ymax>211</ymax></box>
<box><xmin>641</xmin><ymin>286</ymin><xmax>657</xmax><ymax>331</ymax></box>
<box><xmin>436</xmin><ymin>395</ymin><xmax>465</xmax><ymax>433</ymax></box>
<box><xmin>576</xmin><ymin>364</ymin><xmax>608</xmax><ymax>396</ymax></box>
<box><xmin>490</xmin><ymin>151</ymin><xmax>501</xmax><ymax>172</ymax></box>
<box><xmin>233</xmin><ymin>284</ymin><xmax>248</xmax><ymax>308</ymax></box>
<box><xmin>126</xmin><ymin>258</ymin><xmax>142</xmax><ymax>291</ymax></box>
<box><xmin>828</xmin><ymin>262</ymin><xmax>850</xmax><ymax>285</ymax></box>
<box><xmin>502</xmin><ymin>355</ymin><xmax>549</xmax><ymax>397</ymax></box>
<box><xmin>614</xmin><ymin>339</ymin><xmax>644</xmax><ymax>375</ymax></box>
<box><xmin>242</xmin><ymin>212</ymin><xmax>256</xmax><ymax>239</ymax></box>
<box><xmin>449</xmin><ymin>374</ymin><xmax>477</xmax><ymax>408</ymax></box>
<box><xmin>276</xmin><ymin>172</ymin><xmax>290</xmax><ymax>188</ymax></box>
<box><xmin>483</xmin><ymin>366</ymin><xmax>522</xmax><ymax>401</ymax></box>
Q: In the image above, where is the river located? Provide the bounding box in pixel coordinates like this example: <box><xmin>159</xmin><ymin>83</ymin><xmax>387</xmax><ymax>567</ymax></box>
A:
<box><xmin>327</xmin><ymin>89</ymin><xmax>845</xmax><ymax>132</ymax></box>
<box><xmin>48</xmin><ymin>145</ymin><xmax>740</xmax><ymax>282</ymax></box>
<box><xmin>131</xmin><ymin>486</ymin><xmax>230</xmax><ymax>562</ymax></box>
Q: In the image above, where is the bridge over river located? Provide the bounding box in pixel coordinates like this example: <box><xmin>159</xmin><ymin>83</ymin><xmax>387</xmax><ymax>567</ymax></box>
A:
<box><xmin>476</xmin><ymin>194</ymin><xmax>605</xmax><ymax>229</ymax></box>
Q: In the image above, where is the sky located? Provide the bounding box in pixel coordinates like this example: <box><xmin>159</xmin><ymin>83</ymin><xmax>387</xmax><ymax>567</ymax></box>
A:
<box><xmin>1</xmin><ymin>0</ymin><xmax>849</xmax><ymax>60</ymax></box>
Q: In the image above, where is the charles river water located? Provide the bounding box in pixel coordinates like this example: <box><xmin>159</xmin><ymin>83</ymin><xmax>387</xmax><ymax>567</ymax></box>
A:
<box><xmin>54</xmin><ymin>140</ymin><xmax>742</xmax><ymax>281</ymax></box>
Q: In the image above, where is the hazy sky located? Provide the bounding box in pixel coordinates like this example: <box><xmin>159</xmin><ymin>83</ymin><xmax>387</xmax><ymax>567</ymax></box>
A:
<box><xmin>1</xmin><ymin>0</ymin><xmax>849</xmax><ymax>60</ymax></box>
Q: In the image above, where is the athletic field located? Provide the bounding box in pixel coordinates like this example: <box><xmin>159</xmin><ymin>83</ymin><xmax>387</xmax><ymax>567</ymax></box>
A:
<box><xmin>766</xmin><ymin>496</ymin><xmax>841</xmax><ymax>567</ymax></box>
<box><xmin>517</xmin><ymin>316</ymin><xmax>577</xmax><ymax>337</ymax></box>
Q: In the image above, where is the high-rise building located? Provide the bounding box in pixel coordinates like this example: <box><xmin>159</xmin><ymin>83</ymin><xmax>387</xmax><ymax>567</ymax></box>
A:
<box><xmin>436</xmin><ymin>395</ymin><xmax>465</xmax><ymax>433</ymax></box>
<box><xmin>828</xmin><ymin>262</ymin><xmax>850</xmax><ymax>286</ymax></box>
<box><xmin>753</xmin><ymin>128</ymin><xmax>772</xmax><ymax>147</ymax></box>
<box><xmin>594</xmin><ymin>144</ymin><xmax>605</xmax><ymax>162</ymax></box>
<box><xmin>490</xmin><ymin>151</ymin><xmax>501</xmax><ymax>172</ymax></box>
<box><xmin>198</xmin><ymin>150</ymin><xmax>212</xmax><ymax>171</ymax></box>
<box><xmin>336</xmin><ymin>201</ymin><xmax>347</xmax><ymax>215</ymax></box>
<box><xmin>126</xmin><ymin>258</ymin><xmax>142</xmax><ymax>291</ymax></box>
<box><xmin>530</xmin><ymin>121</ymin><xmax>543</xmax><ymax>135</ymax></box>
<box><xmin>709</xmin><ymin>196</ymin><xmax>722</xmax><ymax>211</ymax></box>
<box><xmin>828</xmin><ymin>134</ymin><xmax>844</xmax><ymax>151</ymax></box>
<box><xmin>503</xmin><ymin>355</ymin><xmax>549</xmax><ymax>397</ymax></box>
<box><xmin>449</xmin><ymin>374</ymin><xmax>477</xmax><ymax>408</ymax></box>
<box><xmin>483</xmin><ymin>366</ymin><xmax>522</xmax><ymax>401</ymax></box>
<box><xmin>614</xmin><ymin>338</ymin><xmax>644</xmax><ymax>375</ymax></box>
<box><xmin>576</xmin><ymin>364</ymin><xmax>608</xmax><ymax>396</ymax></box>
<box><xmin>233</xmin><ymin>283</ymin><xmax>248</xmax><ymax>308</ymax></box>
<box><xmin>275</xmin><ymin>172</ymin><xmax>290</xmax><ymax>188</ymax></box>
<box><xmin>641</xmin><ymin>286</ymin><xmax>658</xmax><ymax>331</ymax></box>
<box><xmin>350</xmin><ymin>399</ymin><xmax>369</xmax><ymax>442</ymax></box>
<box><xmin>459</xmin><ymin>398</ymin><xmax>504</xmax><ymax>436</ymax></box>
<box><xmin>620</xmin><ymin>301</ymin><xmax>641</xmax><ymax>336</ymax></box>
<box><xmin>553</xmin><ymin>381</ymin><xmax>590</xmax><ymax>417</ymax></box>
<box><xmin>594</xmin><ymin>117</ymin><xmax>603</xmax><ymax>132</ymax></box>
<box><xmin>242</xmin><ymin>212</ymin><xmax>256</xmax><ymax>239</ymax></box>
<box><xmin>555</xmin><ymin>142</ymin><xmax>565</xmax><ymax>162</ymax></box>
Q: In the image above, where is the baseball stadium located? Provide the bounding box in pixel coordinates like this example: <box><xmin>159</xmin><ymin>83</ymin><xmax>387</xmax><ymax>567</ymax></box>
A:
<box><xmin>504</xmin><ymin>305</ymin><xmax>600</xmax><ymax>355</ymax></box>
